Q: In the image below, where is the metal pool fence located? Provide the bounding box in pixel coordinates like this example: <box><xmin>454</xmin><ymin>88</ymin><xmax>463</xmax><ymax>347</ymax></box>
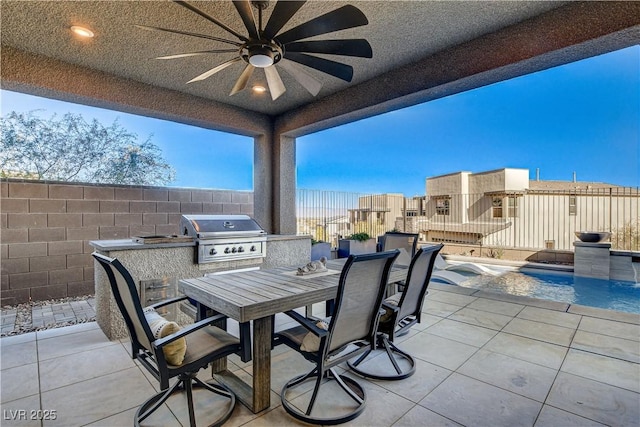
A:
<box><xmin>297</xmin><ymin>187</ymin><xmax>639</xmax><ymax>252</ymax></box>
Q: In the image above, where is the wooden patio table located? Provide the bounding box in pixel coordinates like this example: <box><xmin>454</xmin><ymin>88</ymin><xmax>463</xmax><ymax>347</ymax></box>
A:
<box><xmin>178</xmin><ymin>258</ymin><xmax>407</xmax><ymax>413</ymax></box>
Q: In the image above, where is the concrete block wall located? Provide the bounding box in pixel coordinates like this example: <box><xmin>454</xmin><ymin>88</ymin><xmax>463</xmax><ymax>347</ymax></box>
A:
<box><xmin>1</xmin><ymin>179</ymin><xmax>253</xmax><ymax>305</ymax></box>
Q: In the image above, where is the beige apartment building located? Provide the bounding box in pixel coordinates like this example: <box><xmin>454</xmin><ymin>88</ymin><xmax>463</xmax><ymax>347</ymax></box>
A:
<box><xmin>417</xmin><ymin>168</ymin><xmax>638</xmax><ymax>251</ymax></box>
<box><xmin>347</xmin><ymin>193</ymin><xmax>407</xmax><ymax>236</ymax></box>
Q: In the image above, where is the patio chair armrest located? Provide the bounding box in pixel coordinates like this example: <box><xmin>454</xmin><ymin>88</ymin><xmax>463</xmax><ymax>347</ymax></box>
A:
<box><xmin>283</xmin><ymin>310</ymin><xmax>328</xmax><ymax>337</ymax></box>
<box><xmin>153</xmin><ymin>313</ymin><xmax>227</xmax><ymax>348</ymax></box>
<box><xmin>148</xmin><ymin>295</ymin><xmax>189</xmax><ymax>310</ymax></box>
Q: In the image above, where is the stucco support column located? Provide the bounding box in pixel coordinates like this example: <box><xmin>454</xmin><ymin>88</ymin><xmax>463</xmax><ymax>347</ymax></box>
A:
<box><xmin>253</xmin><ymin>133</ymin><xmax>296</xmax><ymax>235</ymax></box>
<box><xmin>253</xmin><ymin>133</ymin><xmax>273</xmax><ymax>234</ymax></box>
<box><xmin>273</xmin><ymin>134</ymin><xmax>297</xmax><ymax>234</ymax></box>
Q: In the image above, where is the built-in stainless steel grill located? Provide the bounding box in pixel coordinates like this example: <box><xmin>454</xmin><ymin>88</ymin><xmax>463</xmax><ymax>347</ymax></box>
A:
<box><xmin>180</xmin><ymin>215</ymin><xmax>267</xmax><ymax>263</ymax></box>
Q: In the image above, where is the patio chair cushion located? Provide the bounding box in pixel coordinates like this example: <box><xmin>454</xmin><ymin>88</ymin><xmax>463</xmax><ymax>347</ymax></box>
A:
<box><xmin>380</xmin><ymin>292</ymin><xmax>402</xmax><ymax>322</ymax></box>
<box><xmin>144</xmin><ymin>308</ymin><xmax>187</xmax><ymax>365</ymax></box>
<box><xmin>300</xmin><ymin>319</ymin><xmax>329</xmax><ymax>352</ymax></box>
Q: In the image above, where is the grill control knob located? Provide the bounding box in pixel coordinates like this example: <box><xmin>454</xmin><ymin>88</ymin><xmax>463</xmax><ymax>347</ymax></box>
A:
<box><xmin>238</xmin><ymin>246</ymin><xmax>245</xmax><ymax>253</ymax></box>
<box><xmin>224</xmin><ymin>248</ymin><xmax>231</xmax><ymax>254</ymax></box>
<box><xmin>209</xmin><ymin>248</ymin><xmax>217</xmax><ymax>255</ymax></box>
<box><xmin>231</xmin><ymin>247</ymin><xmax>237</xmax><ymax>253</ymax></box>
<box><xmin>250</xmin><ymin>245</ymin><xmax>256</xmax><ymax>252</ymax></box>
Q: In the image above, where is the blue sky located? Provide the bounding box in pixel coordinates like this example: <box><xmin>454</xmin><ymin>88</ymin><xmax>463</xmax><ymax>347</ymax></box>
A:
<box><xmin>2</xmin><ymin>45</ymin><xmax>638</xmax><ymax>196</ymax></box>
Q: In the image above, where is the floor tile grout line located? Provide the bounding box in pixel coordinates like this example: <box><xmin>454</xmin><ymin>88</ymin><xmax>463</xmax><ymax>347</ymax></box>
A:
<box><xmin>35</xmin><ymin>332</ymin><xmax>44</xmax><ymax>427</ymax></box>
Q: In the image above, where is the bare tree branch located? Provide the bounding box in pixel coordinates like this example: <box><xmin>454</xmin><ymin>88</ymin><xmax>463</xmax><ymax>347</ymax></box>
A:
<box><xmin>0</xmin><ymin>111</ymin><xmax>176</xmax><ymax>185</ymax></box>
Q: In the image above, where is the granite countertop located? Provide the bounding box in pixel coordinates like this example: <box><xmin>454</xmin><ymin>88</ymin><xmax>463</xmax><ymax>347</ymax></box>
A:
<box><xmin>89</xmin><ymin>238</ymin><xmax>196</xmax><ymax>251</ymax></box>
<box><xmin>90</xmin><ymin>234</ymin><xmax>310</xmax><ymax>251</ymax></box>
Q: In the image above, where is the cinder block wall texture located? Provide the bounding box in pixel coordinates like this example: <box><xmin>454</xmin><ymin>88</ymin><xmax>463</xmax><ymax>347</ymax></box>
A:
<box><xmin>1</xmin><ymin>179</ymin><xmax>253</xmax><ymax>305</ymax></box>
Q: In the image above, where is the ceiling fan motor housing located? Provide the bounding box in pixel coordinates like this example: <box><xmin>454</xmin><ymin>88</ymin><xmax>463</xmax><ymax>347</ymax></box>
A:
<box><xmin>242</xmin><ymin>41</ymin><xmax>283</xmax><ymax>67</ymax></box>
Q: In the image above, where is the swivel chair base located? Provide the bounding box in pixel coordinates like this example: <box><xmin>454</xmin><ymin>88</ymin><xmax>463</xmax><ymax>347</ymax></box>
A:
<box><xmin>348</xmin><ymin>336</ymin><xmax>416</xmax><ymax>381</ymax></box>
<box><xmin>136</xmin><ymin>372</ymin><xmax>236</xmax><ymax>427</ymax></box>
<box><xmin>281</xmin><ymin>367</ymin><xmax>366</xmax><ymax>425</ymax></box>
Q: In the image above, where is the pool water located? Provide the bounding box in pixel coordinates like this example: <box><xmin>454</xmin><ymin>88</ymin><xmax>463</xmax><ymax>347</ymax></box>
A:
<box><xmin>441</xmin><ymin>269</ymin><xmax>640</xmax><ymax>314</ymax></box>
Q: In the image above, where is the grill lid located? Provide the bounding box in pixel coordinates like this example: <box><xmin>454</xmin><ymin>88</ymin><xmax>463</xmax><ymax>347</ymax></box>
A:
<box><xmin>180</xmin><ymin>215</ymin><xmax>266</xmax><ymax>239</ymax></box>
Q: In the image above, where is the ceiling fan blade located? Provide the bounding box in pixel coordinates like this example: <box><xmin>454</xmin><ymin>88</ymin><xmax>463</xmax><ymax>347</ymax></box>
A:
<box><xmin>264</xmin><ymin>66</ymin><xmax>286</xmax><ymax>101</ymax></box>
<box><xmin>232</xmin><ymin>1</ymin><xmax>259</xmax><ymax>40</ymax></box>
<box><xmin>187</xmin><ymin>57</ymin><xmax>242</xmax><ymax>83</ymax></box>
<box><xmin>174</xmin><ymin>1</ymin><xmax>248</xmax><ymax>42</ymax></box>
<box><xmin>262</xmin><ymin>1</ymin><xmax>306</xmax><ymax>40</ymax></box>
<box><xmin>135</xmin><ymin>25</ymin><xmax>241</xmax><ymax>46</ymax></box>
<box><xmin>278</xmin><ymin>59</ymin><xmax>322</xmax><ymax>96</ymax></box>
<box><xmin>286</xmin><ymin>39</ymin><xmax>372</xmax><ymax>58</ymax></box>
<box><xmin>285</xmin><ymin>52</ymin><xmax>353</xmax><ymax>82</ymax></box>
<box><xmin>276</xmin><ymin>5</ymin><xmax>368</xmax><ymax>45</ymax></box>
<box><xmin>230</xmin><ymin>64</ymin><xmax>255</xmax><ymax>95</ymax></box>
<box><xmin>156</xmin><ymin>50</ymin><xmax>238</xmax><ymax>60</ymax></box>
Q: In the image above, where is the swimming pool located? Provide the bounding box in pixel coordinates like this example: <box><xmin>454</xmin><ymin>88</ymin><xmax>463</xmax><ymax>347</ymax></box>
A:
<box><xmin>437</xmin><ymin>268</ymin><xmax>640</xmax><ymax>314</ymax></box>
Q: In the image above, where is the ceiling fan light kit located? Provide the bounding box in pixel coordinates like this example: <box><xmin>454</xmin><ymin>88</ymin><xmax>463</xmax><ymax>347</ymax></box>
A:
<box><xmin>244</xmin><ymin>43</ymin><xmax>281</xmax><ymax>68</ymax></box>
<box><xmin>137</xmin><ymin>0</ymin><xmax>373</xmax><ymax>101</ymax></box>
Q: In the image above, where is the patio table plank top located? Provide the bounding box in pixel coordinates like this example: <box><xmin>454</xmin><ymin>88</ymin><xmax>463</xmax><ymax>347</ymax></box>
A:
<box><xmin>179</xmin><ymin>259</ymin><xmax>407</xmax><ymax>323</ymax></box>
<box><xmin>180</xmin><ymin>262</ymin><xmax>336</xmax><ymax>323</ymax></box>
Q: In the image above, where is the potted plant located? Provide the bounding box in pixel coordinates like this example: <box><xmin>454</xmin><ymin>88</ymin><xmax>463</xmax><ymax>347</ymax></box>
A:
<box><xmin>338</xmin><ymin>232</ymin><xmax>377</xmax><ymax>257</ymax></box>
<box><xmin>310</xmin><ymin>238</ymin><xmax>332</xmax><ymax>261</ymax></box>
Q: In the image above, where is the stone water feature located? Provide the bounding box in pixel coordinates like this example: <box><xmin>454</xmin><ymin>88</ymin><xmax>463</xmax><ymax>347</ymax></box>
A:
<box><xmin>573</xmin><ymin>232</ymin><xmax>639</xmax><ymax>282</ymax></box>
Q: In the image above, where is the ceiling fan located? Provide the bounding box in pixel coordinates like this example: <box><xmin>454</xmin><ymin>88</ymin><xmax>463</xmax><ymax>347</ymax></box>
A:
<box><xmin>136</xmin><ymin>0</ymin><xmax>373</xmax><ymax>101</ymax></box>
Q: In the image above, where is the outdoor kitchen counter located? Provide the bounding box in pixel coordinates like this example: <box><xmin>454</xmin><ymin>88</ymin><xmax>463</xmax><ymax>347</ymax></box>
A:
<box><xmin>89</xmin><ymin>238</ymin><xmax>196</xmax><ymax>251</ymax></box>
<box><xmin>90</xmin><ymin>234</ymin><xmax>311</xmax><ymax>340</ymax></box>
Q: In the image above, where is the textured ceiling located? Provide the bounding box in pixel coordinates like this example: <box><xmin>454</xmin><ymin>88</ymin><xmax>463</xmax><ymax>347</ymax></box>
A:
<box><xmin>1</xmin><ymin>0</ymin><xmax>567</xmax><ymax>116</ymax></box>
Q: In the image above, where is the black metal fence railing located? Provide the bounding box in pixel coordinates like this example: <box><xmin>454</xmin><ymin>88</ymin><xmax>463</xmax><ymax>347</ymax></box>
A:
<box><xmin>297</xmin><ymin>187</ymin><xmax>640</xmax><ymax>252</ymax></box>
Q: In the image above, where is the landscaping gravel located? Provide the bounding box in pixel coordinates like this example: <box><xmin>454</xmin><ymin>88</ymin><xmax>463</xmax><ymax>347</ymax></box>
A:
<box><xmin>1</xmin><ymin>295</ymin><xmax>96</xmax><ymax>337</ymax></box>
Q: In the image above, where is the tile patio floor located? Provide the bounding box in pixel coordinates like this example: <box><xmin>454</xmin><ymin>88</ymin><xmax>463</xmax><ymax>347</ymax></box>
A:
<box><xmin>1</xmin><ymin>283</ymin><xmax>639</xmax><ymax>427</ymax></box>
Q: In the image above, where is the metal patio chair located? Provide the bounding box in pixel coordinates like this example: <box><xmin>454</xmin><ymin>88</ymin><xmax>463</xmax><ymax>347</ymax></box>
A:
<box><xmin>275</xmin><ymin>250</ymin><xmax>400</xmax><ymax>425</ymax></box>
<box><xmin>380</xmin><ymin>232</ymin><xmax>419</xmax><ymax>267</ymax></box>
<box><xmin>92</xmin><ymin>252</ymin><xmax>241</xmax><ymax>427</ymax></box>
<box><xmin>348</xmin><ymin>243</ymin><xmax>443</xmax><ymax>380</ymax></box>
<box><xmin>380</xmin><ymin>231</ymin><xmax>419</xmax><ymax>295</ymax></box>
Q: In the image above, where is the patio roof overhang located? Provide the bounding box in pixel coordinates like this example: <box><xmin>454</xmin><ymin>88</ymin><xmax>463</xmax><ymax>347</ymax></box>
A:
<box><xmin>2</xmin><ymin>1</ymin><xmax>639</xmax><ymax>234</ymax></box>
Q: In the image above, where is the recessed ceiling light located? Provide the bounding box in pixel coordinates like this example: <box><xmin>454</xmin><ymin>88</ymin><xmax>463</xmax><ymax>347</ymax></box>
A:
<box><xmin>252</xmin><ymin>85</ymin><xmax>267</xmax><ymax>94</ymax></box>
<box><xmin>70</xmin><ymin>25</ymin><xmax>94</xmax><ymax>38</ymax></box>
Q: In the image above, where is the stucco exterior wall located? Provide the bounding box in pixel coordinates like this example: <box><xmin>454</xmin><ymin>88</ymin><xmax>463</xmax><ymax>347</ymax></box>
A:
<box><xmin>468</xmin><ymin>168</ymin><xmax>529</xmax><ymax>194</ymax></box>
<box><xmin>0</xmin><ymin>179</ymin><xmax>254</xmax><ymax>305</ymax></box>
<box><xmin>427</xmin><ymin>171</ymin><xmax>470</xmax><ymax>196</ymax></box>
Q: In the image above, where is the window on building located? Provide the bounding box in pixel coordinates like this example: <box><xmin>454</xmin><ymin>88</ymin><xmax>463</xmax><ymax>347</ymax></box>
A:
<box><xmin>569</xmin><ymin>195</ymin><xmax>577</xmax><ymax>215</ymax></box>
<box><xmin>436</xmin><ymin>198</ymin><xmax>450</xmax><ymax>215</ymax></box>
<box><xmin>507</xmin><ymin>196</ymin><xmax>518</xmax><ymax>218</ymax></box>
<box><xmin>492</xmin><ymin>197</ymin><xmax>503</xmax><ymax>218</ymax></box>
